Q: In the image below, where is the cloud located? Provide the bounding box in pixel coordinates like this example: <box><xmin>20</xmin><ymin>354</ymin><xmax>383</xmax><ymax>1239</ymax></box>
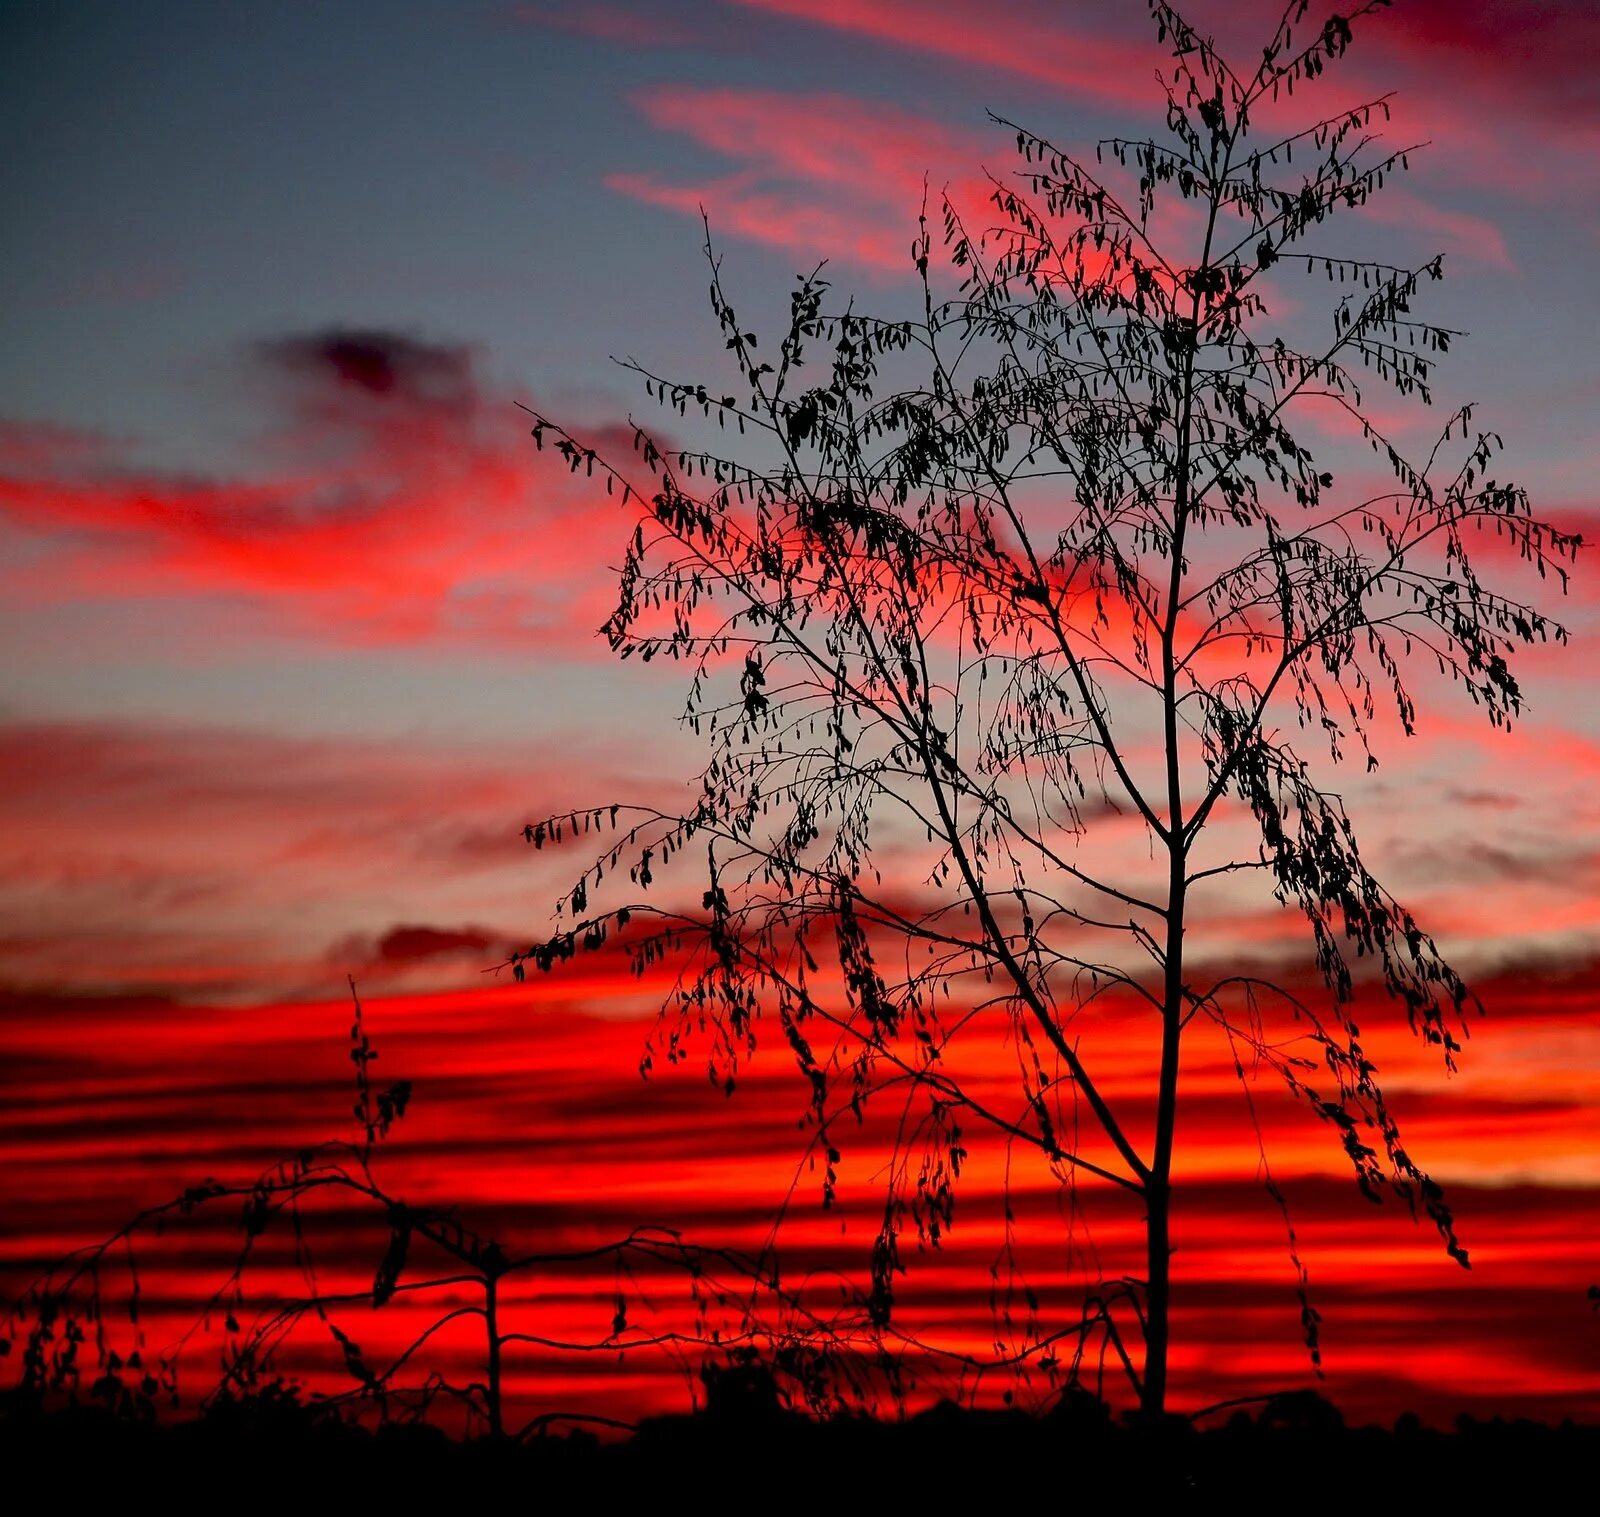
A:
<box><xmin>0</xmin><ymin>717</ymin><xmax>678</xmax><ymax>1000</ymax></box>
<box><xmin>373</xmin><ymin>923</ymin><xmax>504</xmax><ymax>961</ymax></box>
<box><xmin>608</xmin><ymin>87</ymin><xmax>992</xmax><ymax>274</ymax></box>
<box><xmin>1256</xmin><ymin>5</ymin><xmax>1600</xmax><ymax>213</ymax></box>
<box><xmin>0</xmin><ymin>328</ymin><xmax>638</xmax><ymax>653</ymax></box>
<box><xmin>723</xmin><ymin>0</ymin><xmax>1600</xmax><ymax>180</ymax></box>
<box><xmin>1356</xmin><ymin>185</ymin><xmax>1515</xmax><ymax>272</ymax></box>
<box><xmin>733</xmin><ymin>0</ymin><xmax>1597</xmax><ymax>147</ymax></box>
<box><xmin>1392</xmin><ymin>839</ymin><xmax>1600</xmax><ymax>891</ymax></box>
<box><xmin>608</xmin><ymin>75</ymin><xmax>1520</xmax><ymax>282</ymax></box>
<box><xmin>722</xmin><ymin>0</ymin><xmax>1157</xmax><ymax>110</ymax></box>
<box><xmin>260</xmin><ymin>328</ymin><xmax>478</xmax><ymax>405</ymax></box>
<box><xmin>316</xmin><ymin>921</ymin><xmax>528</xmax><ymax>993</ymax></box>
<box><xmin>1380</xmin><ymin>0</ymin><xmax>1600</xmax><ymax>132</ymax></box>
<box><xmin>685</xmin><ymin>0</ymin><xmax>1592</xmax><ymax>265</ymax></box>
<box><xmin>1</xmin><ymin>973</ymin><xmax>1594</xmax><ymax>1425</ymax></box>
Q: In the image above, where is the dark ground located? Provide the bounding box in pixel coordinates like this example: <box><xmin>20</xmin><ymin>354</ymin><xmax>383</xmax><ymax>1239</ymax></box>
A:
<box><xmin>3</xmin><ymin>1386</ymin><xmax>1593</xmax><ymax>1503</ymax></box>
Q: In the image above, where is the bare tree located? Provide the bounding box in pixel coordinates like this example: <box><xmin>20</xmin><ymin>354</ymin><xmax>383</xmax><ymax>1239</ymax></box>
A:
<box><xmin>516</xmin><ymin>0</ymin><xmax>1577</xmax><ymax>1418</ymax></box>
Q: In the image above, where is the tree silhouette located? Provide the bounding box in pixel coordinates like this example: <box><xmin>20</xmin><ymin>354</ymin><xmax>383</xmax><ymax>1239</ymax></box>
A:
<box><xmin>515</xmin><ymin>0</ymin><xmax>1578</xmax><ymax>1418</ymax></box>
<box><xmin>1</xmin><ymin>984</ymin><xmax>878</xmax><ymax>1439</ymax></box>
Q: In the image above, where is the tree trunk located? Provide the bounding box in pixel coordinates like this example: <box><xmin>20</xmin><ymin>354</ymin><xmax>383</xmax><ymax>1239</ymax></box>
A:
<box><xmin>1142</xmin><ymin>1175</ymin><xmax>1172</xmax><ymax>1419</ymax></box>
<box><xmin>1143</xmin><ymin>839</ymin><xmax>1187</xmax><ymax>1419</ymax></box>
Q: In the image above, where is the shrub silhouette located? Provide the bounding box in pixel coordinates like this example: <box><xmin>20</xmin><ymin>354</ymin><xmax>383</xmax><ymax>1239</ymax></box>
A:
<box><xmin>0</xmin><ymin>982</ymin><xmax>886</xmax><ymax>1439</ymax></box>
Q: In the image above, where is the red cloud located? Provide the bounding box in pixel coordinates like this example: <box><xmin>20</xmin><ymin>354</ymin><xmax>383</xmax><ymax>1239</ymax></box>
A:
<box><xmin>1256</xmin><ymin>4</ymin><xmax>1599</xmax><ymax>213</ymax></box>
<box><xmin>1380</xmin><ymin>0</ymin><xmax>1600</xmax><ymax>132</ymax></box>
<box><xmin>263</xmin><ymin>329</ymin><xmax>478</xmax><ymax>403</ymax></box>
<box><xmin>373</xmin><ymin>923</ymin><xmax>504</xmax><ymax>961</ymax></box>
<box><xmin>725</xmin><ymin>0</ymin><xmax>1598</xmax><ymax>141</ymax></box>
<box><xmin>609</xmin><ymin>80</ymin><xmax>1520</xmax><ymax>280</ymax></box>
<box><xmin>1</xmin><ymin>972</ymin><xmax>1594</xmax><ymax>1426</ymax></box>
<box><xmin>724</xmin><ymin>0</ymin><xmax>1157</xmax><ymax>110</ymax></box>
<box><xmin>608</xmin><ymin>87</ymin><xmax>994</xmax><ymax>274</ymax></box>
<box><xmin>0</xmin><ymin>329</ymin><xmax>636</xmax><ymax>652</ymax></box>
<box><xmin>677</xmin><ymin>1</ymin><xmax>1590</xmax><ymax>270</ymax></box>
<box><xmin>0</xmin><ymin>717</ymin><xmax>690</xmax><ymax>1000</ymax></box>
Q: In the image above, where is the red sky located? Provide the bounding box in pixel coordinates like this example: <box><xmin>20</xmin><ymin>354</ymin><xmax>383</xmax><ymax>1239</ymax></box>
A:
<box><xmin>1</xmin><ymin>0</ymin><xmax>1596</xmax><ymax>1427</ymax></box>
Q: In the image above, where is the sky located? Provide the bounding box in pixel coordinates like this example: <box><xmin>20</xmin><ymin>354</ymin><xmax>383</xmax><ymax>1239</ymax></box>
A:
<box><xmin>1</xmin><ymin>0</ymin><xmax>1597</xmax><ymax>1426</ymax></box>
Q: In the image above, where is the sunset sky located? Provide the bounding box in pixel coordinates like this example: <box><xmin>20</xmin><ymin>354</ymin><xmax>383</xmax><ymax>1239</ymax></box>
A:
<box><xmin>1</xmin><ymin>0</ymin><xmax>1596</xmax><ymax>1426</ymax></box>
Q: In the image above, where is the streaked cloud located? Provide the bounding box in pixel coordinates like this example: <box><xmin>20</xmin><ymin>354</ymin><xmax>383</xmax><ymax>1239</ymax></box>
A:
<box><xmin>0</xmin><ymin>717</ymin><xmax>670</xmax><ymax>999</ymax></box>
<box><xmin>0</xmin><ymin>329</ymin><xmax>635</xmax><ymax>653</ymax></box>
<box><xmin>1</xmin><ymin>975</ymin><xmax>1592</xmax><ymax>1424</ymax></box>
<box><xmin>722</xmin><ymin>0</ymin><xmax>1159</xmax><ymax>109</ymax></box>
<box><xmin>608</xmin><ymin>87</ymin><xmax>990</xmax><ymax>273</ymax></box>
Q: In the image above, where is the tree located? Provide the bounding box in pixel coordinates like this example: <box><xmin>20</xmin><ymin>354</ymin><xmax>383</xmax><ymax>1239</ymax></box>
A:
<box><xmin>515</xmin><ymin>0</ymin><xmax>1578</xmax><ymax>1419</ymax></box>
